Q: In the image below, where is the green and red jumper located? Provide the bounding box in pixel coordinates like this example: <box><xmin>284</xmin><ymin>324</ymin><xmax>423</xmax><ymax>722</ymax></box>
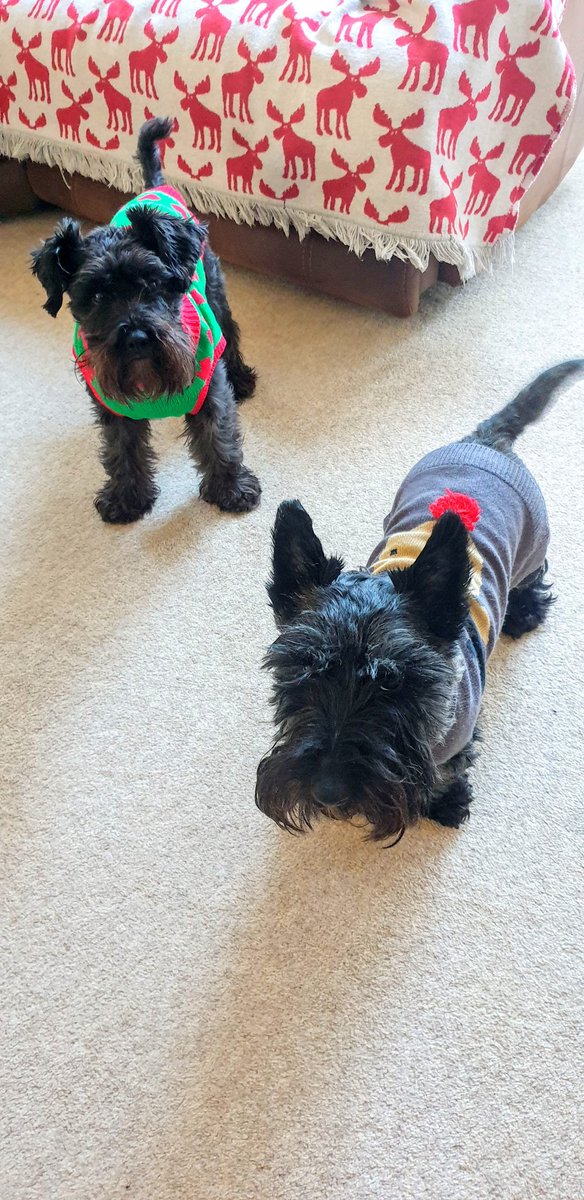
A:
<box><xmin>72</xmin><ymin>186</ymin><xmax>225</xmax><ymax>420</ymax></box>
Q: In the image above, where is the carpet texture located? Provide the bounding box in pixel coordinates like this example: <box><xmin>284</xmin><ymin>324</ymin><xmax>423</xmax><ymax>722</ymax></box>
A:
<box><xmin>1</xmin><ymin>160</ymin><xmax>583</xmax><ymax>1200</ymax></box>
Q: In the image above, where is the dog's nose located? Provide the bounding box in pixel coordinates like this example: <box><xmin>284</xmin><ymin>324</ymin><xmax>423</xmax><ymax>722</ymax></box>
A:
<box><xmin>126</xmin><ymin>329</ymin><xmax>150</xmax><ymax>355</ymax></box>
<box><xmin>312</xmin><ymin>769</ymin><xmax>345</xmax><ymax>809</ymax></box>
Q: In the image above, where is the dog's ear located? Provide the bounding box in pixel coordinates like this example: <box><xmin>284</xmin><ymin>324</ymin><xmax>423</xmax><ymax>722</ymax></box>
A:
<box><xmin>268</xmin><ymin>500</ymin><xmax>344</xmax><ymax>625</ymax></box>
<box><xmin>30</xmin><ymin>219</ymin><xmax>84</xmax><ymax>317</ymax></box>
<box><xmin>393</xmin><ymin>511</ymin><xmax>471</xmax><ymax>642</ymax></box>
<box><xmin>127</xmin><ymin>207</ymin><xmax>205</xmax><ymax>290</ymax></box>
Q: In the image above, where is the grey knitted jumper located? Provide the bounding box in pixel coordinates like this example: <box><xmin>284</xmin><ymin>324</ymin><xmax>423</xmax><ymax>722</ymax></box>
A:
<box><xmin>366</xmin><ymin>441</ymin><xmax>550</xmax><ymax>765</ymax></box>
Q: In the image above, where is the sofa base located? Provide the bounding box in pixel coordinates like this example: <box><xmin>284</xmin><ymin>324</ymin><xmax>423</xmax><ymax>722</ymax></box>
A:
<box><xmin>21</xmin><ymin>160</ymin><xmax>450</xmax><ymax>317</ymax></box>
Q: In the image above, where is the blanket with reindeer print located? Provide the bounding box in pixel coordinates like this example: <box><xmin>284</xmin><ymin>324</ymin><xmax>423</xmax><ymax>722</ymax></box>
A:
<box><xmin>0</xmin><ymin>0</ymin><xmax>575</xmax><ymax>277</ymax></box>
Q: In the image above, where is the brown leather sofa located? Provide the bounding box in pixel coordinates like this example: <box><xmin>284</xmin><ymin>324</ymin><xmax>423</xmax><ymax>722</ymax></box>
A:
<box><xmin>2</xmin><ymin>0</ymin><xmax>582</xmax><ymax>316</ymax></box>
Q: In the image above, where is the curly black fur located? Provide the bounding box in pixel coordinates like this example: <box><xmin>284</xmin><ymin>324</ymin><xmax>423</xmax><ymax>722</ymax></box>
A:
<box><xmin>502</xmin><ymin>564</ymin><xmax>555</xmax><ymax>639</ymax></box>
<box><xmin>183</xmin><ymin>359</ymin><xmax>261</xmax><ymax>512</ymax></box>
<box><xmin>256</xmin><ymin>363</ymin><xmax>584</xmax><ymax>844</ymax></box>
<box><xmin>93</xmin><ymin>399</ymin><xmax>159</xmax><ymax>523</ymax></box>
<box><xmin>256</xmin><ymin>503</ymin><xmax>471</xmax><ymax>842</ymax></box>
<box><xmin>31</xmin><ymin>116</ymin><xmax>260</xmax><ymax>522</ymax></box>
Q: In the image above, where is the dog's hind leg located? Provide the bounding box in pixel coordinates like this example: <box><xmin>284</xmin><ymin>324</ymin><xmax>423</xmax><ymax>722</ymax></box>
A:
<box><xmin>203</xmin><ymin>250</ymin><xmax>257</xmax><ymax>403</ymax></box>
<box><xmin>221</xmin><ymin>314</ymin><xmax>257</xmax><ymax>404</ymax></box>
<box><xmin>184</xmin><ymin>360</ymin><xmax>261</xmax><ymax>513</ymax></box>
<box><xmin>502</xmin><ymin>563</ymin><xmax>554</xmax><ymax>639</ymax></box>
<box><xmin>93</xmin><ymin>401</ymin><xmax>159</xmax><ymax>523</ymax></box>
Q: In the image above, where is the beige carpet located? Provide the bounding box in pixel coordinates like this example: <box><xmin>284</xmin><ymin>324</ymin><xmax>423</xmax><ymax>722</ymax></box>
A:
<box><xmin>2</xmin><ymin>159</ymin><xmax>584</xmax><ymax>1200</ymax></box>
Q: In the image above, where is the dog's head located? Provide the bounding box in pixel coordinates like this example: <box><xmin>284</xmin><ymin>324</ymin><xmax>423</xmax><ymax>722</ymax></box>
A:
<box><xmin>31</xmin><ymin>207</ymin><xmax>205</xmax><ymax>404</ymax></box>
<box><xmin>256</xmin><ymin>500</ymin><xmax>471</xmax><ymax>842</ymax></box>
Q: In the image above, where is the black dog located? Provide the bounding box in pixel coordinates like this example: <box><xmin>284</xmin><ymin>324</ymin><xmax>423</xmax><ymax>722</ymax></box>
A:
<box><xmin>31</xmin><ymin>117</ymin><xmax>260</xmax><ymax>523</ymax></box>
<box><xmin>256</xmin><ymin>362</ymin><xmax>583</xmax><ymax>844</ymax></box>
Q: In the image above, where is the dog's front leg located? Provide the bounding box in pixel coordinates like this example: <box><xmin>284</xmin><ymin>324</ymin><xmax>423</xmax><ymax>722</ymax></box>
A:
<box><xmin>428</xmin><ymin>735</ymin><xmax>478</xmax><ymax>828</ymax></box>
<box><xmin>92</xmin><ymin>400</ymin><xmax>159</xmax><ymax>524</ymax></box>
<box><xmin>428</xmin><ymin>775</ymin><xmax>473</xmax><ymax>828</ymax></box>
<box><xmin>184</xmin><ymin>361</ymin><xmax>261</xmax><ymax>513</ymax></box>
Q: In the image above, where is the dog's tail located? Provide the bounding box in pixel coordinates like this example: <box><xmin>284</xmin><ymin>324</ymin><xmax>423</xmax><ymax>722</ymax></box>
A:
<box><xmin>468</xmin><ymin>360</ymin><xmax>584</xmax><ymax>452</ymax></box>
<box><xmin>137</xmin><ymin>116</ymin><xmax>173</xmax><ymax>189</ymax></box>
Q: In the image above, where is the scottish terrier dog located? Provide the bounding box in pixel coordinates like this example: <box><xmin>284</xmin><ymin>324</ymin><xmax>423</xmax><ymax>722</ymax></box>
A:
<box><xmin>31</xmin><ymin>117</ymin><xmax>260</xmax><ymax>523</ymax></box>
<box><xmin>256</xmin><ymin>362</ymin><xmax>583</xmax><ymax>844</ymax></box>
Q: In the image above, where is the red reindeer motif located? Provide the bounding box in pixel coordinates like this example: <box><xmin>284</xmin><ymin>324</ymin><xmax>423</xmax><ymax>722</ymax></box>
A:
<box><xmin>489</xmin><ymin>31</ymin><xmax>540</xmax><ymax>126</ymax></box>
<box><xmin>464</xmin><ymin>137</ymin><xmax>504</xmax><ymax>215</ymax></box>
<box><xmin>335</xmin><ymin>1</ymin><xmax>399</xmax><ymax>51</ymax></box>
<box><xmin>452</xmin><ymin>0</ymin><xmax>508</xmax><ymax>60</ymax></box>
<box><xmin>316</xmin><ymin>51</ymin><xmax>380</xmax><ymax>139</ymax></box>
<box><xmin>509</xmin><ymin>104</ymin><xmax>561</xmax><ymax>175</ymax></box>
<box><xmin>240</xmin><ymin>0</ymin><xmax>285</xmax><ymax>29</ymax></box>
<box><xmin>191</xmin><ymin>0</ymin><xmax>238</xmax><ymax>62</ymax></box>
<box><xmin>97</xmin><ymin>0</ymin><xmax>133</xmax><ymax>43</ymax></box>
<box><xmin>483</xmin><ymin>184</ymin><xmax>525</xmax><ymax>241</ymax></box>
<box><xmin>174</xmin><ymin>72</ymin><xmax>222</xmax><ymax>150</ymax></box>
<box><xmin>373</xmin><ymin>103</ymin><xmax>430</xmax><ymax>194</ymax></box>
<box><xmin>483</xmin><ymin>210</ymin><xmax>515</xmax><ymax>242</ymax></box>
<box><xmin>145</xmin><ymin>107</ymin><xmax>178</xmax><ymax>165</ymax></box>
<box><xmin>19</xmin><ymin>108</ymin><xmax>48</xmax><ymax>128</ymax></box>
<box><xmin>86</xmin><ymin>128</ymin><xmax>120</xmax><ymax>149</ymax></box>
<box><xmin>56</xmin><ymin>80</ymin><xmax>93</xmax><ymax>141</ymax></box>
<box><xmin>429</xmin><ymin>166</ymin><xmax>463</xmax><ymax>233</ymax></box>
<box><xmin>151</xmin><ymin>0</ymin><xmax>181</xmax><ymax>16</ymax></box>
<box><xmin>259</xmin><ymin>179</ymin><xmax>299</xmax><ymax>202</ymax></box>
<box><xmin>176</xmin><ymin>155</ymin><xmax>214</xmax><ymax>180</ymax></box>
<box><xmin>0</xmin><ymin>72</ymin><xmax>17</xmax><ymax>124</ymax></box>
<box><xmin>322</xmin><ymin>149</ymin><xmax>374</xmax><ymax>214</ymax></box>
<box><xmin>221</xmin><ymin>39</ymin><xmax>277</xmax><ymax>122</ymax></box>
<box><xmin>531</xmin><ymin>1</ymin><xmax>556</xmax><ymax>38</ymax></box>
<box><xmin>280</xmin><ymin>6</ymin><xmax>319</xmax><ymax>84</ymax></box>
<box><xmin>88</xmin><ymin>57</ymin><xmax>133</xmax><ymax>132</ymax></box>
<box><xmin>28</xmin><ymin>0</ymin><xmax>60</xmax><ymax>19</ymax></box>
<box><xmin>12</xmin><ymin>30</ymin><xmax>51</xmax><ymax>103</ymax></box>
<box><xmin>267</xmin><ymin>100</ymin><xmax>316</xmax><ymax>181</ymax></box>
<box><xmin>0</xmin><ymin>0</ymin><xmax>18</xmax><ymax>23</ymax></box>
<box><xmin>394</xmin><ymin>5</ymin><xmax>448</xmax><ymax>95</ymax></box>
<box><xmin>363</xmin><ymin>197</ymin><xmax>410</xmax><ymax>224</ymax></box>
<box><xmin>226</xmin><ymin>129</ymin><xmax>269</xmax><ymax>193</ymax></box>
<box><xmin>557</xmin><ymin>58</ymin><xmax>574</xmax><ymax>100</ymax></box>
<box><xmin>51</xmin><ymin>3</ymin><xmax>99</xmax><ymax>75</ymax></box>
<box><xmin>436</xmin><ymin>71</ymin><xmax>490</xmax><ymax>158</ymax></box>
<box><xmin>129</xmin><ymin>22</ymin><xmax>179</xmax><ymax>100</ymax></box>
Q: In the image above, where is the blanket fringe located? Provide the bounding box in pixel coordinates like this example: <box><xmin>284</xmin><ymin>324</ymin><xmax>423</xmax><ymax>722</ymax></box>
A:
<box><xmin>1</xmin><ymin>127</ymin><xmax>515</xmax><ymax>282</ymax></box>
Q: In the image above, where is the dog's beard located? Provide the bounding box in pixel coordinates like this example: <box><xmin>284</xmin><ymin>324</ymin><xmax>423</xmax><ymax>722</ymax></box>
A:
<box><xmin>84</xmin><ymin>319</ymin><xmax>194</xmax><ymax>405</ymax></box>
<box><xmin>255</xmin><ymin>743</ymin><xmax>430</xmax><ymax>844</ymax></box>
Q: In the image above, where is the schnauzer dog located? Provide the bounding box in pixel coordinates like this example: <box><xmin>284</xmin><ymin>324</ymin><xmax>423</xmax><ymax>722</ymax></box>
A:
<box><xmin>256</xmin><ymin>362</ymin><xmax>583</xmax><ymax>844</ymax></box>
<box><xmin>31</xmin><ymin>117</ymin><xmax>260</xmax><ymax>523</ymax></box>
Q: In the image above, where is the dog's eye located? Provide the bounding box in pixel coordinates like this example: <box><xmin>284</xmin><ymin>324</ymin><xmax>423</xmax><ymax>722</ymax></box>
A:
<box><xmin>372</xmin><ymin>660</ymin><xmax>402</xmax><ymax>692</ymax></box>
<box><xmin>167</xmin><ymin>272</ymin><xmax>187</xmax><ymax>294</ymax></box>
<box><xmin>92</xmin><ymin>291</ymin><xmax>103</xmax><ymax>305</ymax></box>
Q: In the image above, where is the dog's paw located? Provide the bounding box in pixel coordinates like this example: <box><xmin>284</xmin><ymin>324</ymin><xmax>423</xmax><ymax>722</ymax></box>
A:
<box><xmin>502</xmin><ymin>589</ymin><xmax>553</xmax><ymax>639</ymax></box>
<box><xmin>200</xmin><ymin>466</ymin><xmax>261</xmax><ymax>513</ymax></box>
<box><xmin>94</xmin><ymin>484</ymin><xmax>158</xmax><ymax>524</ymax></box>
<box><xmin>232</xmin><ymin>363</ymin><xmax>257</xmax><ymax>404</ymax></box>
<box><xmin>429</xmin><ymin>778</ymin><xmax>472</xmax><ymax>828</ymax></box>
